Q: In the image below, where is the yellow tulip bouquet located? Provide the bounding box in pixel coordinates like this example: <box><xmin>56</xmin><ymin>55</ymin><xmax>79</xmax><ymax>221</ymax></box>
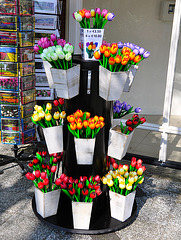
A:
<box><xmin>102</xmin><ymin>157</ymin><xmax>146</xmax><ymax>196</ymax></box>
<box><xmin>31</xmin><ymin>98</ymin><xmax>66</xmax><ymax>128</ymax></box>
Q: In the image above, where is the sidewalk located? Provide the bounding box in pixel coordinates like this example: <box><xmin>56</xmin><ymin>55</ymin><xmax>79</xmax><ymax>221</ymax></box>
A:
<box><xmin>0</xmin><ymin>142</ymin><xmax>181</xmax><ymax>240</ymax></box>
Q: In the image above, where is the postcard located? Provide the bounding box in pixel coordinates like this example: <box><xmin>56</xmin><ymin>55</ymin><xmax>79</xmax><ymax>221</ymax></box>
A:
<box><xmin>20</xmin><ymin>75</ymin><xmax>35</xmax><ymax>90</ymax></box>
<box><xmin>20</xmin><ymin>47</ymin><xmax>35</xmax><ymax>62</ymax></box>
<box><xmin>21</xmin><ymin>88</ymin><xmax>36</xmax><ymax>104</ymax></box>
<box><xmin>0</xmin><ymin>47</ymin><xmax>17</xmax><ymax>62</ymax></box>
<box><xmin>34</xmin><ymin>0</ymin><xmax>57</xmax><ymax>14</ymax></box>
<box><xmin>1</xmin><ymin>131</ymin><xmax>20</xmax><ymax>145</ymax></box>
<box><xmin>1</xmin><ymin>118</ymin><xmax>20</xmax><ymax>132</ymax></box>
<box><xmin>35</xmin><ymin>73</ymin><xmax>49</xmax><ymax>86</ymax></box>
<box><xmin>35</xmin><ymin>14</ymin><xmax>57</xmax><ymax>29</ymax></box>
<box><xmin>0</xmin><ymin>62</ymin><xmax>18</xmax><ymax>77</ymax></box>
<box><xmin>19</xmin><ymin>16</ymin><xmax>35</xmax><ymax>31</ymax></box>
<box><xmin>21</xmin><ymin>101</ymin><xmax>36</xmax><ymax>118</ymax></box>
<box><xmin>0</xmin><ymin>16</ymin><xmax>17</xmax><ymax>31</ymax></box>
<box><xmin>0</xmin><ymin>31</ymin><xmax>17</xmax><ymax>47</ymax></box>
<box><xmin>36</xmin><ymin>87</ymin><xmax>54</xmax><ymax>100</ymax></box>
<box><xmin>0</xmin><ymin>0</ymin><xmax>17</xmax><ymax>15</ymax></box>
<box><xmin>18</xmin><ymin>0</ymin><xmax>34</xmax><ymax>16</ymax></box>
<box><xmin>0</xmin><ymin>92</ymin><xmax>19</xmax><ymax>105</ymax></box>
<box><xmin>21</xmin><ymin>116</ymin><xmax>34</xmax><ymax>131</ymax></box>
<box><xmin>22</xmin><ymin>128</ymin><xmax>36</xmax><ymax>144</ymax></box>
<box><xmin>0</xmin><ymin>77</ymin><xmax>19</xmax><ymax>91</ymax></box>
<box><xmin>1</xmin><ymin>105</ymin><xmax>20</xmax><ymax>118</ymax></box>
<box><xmin>19</xmin><ymin>32</ymin><xmax>35</xmax><ymax>47</ymax></box>
<box><xmin>20</xmin><ymin>62</ymin><xmax>35</xmax><ymax>76</ymax></box>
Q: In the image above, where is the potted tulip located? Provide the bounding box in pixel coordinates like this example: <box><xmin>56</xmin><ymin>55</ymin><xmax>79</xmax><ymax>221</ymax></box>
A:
<box><xmin>25</xmin><ymin>151</ymin><xmax>63</xmax><ymax>218</ymax></box>
<box><xmin>31</xmin><ymin>99</ymin><xmax>66</xmax><ymax>154</ymax></box>
<box><xmin>67</xmin><ymin>109</ymin><xmax>105</xmax><ymax>165</ymax></box>
<box><xmin>73</xmin><ymin>8</ymin><xmax>115</xmax><ymax>60</ymax></box>
<box><xmin>102</xmin><ymin>157</ymin><xmax>146</xmax><ymax>222</ymax></box>
<box><xmin>108</xmin><ymin>114</ymin><xmax>146</xmax><ymax>160</ymax></box>
<box><xmin>58</xmin><ymin>174</ymin><xmax>102</xmax><ymax>229</ymax></box>
<box><xmin>34</xmin><ymin>34</ymin><xmax>80</xmax><ymax>99</ymax></box>
<box><xmin>94</xmin><ymin>41</ymin><xmax>150</xmax><ymax>100</ymax></box>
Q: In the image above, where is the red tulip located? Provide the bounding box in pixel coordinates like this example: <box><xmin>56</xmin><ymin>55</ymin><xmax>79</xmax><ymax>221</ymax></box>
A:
<box><xmin>58</xmin><ymin>98</ymin><xmax>64</xmax><ymax>105</ymax></box>
<box><xmin>110</xmin><ymin>158</ymin><xmax>116</xmax><ymax>164</ymax></box>
<box><xmin>126</xmin><ymin>119</ymin><xmax>132</xmax><ymax>126</ymax></box>
<box><xmin>141</xmin><ymin>166</ymin><xmax>146</xmax><ymax>172</ymax></box>
<box><xmin>53</xmin><ymin>157</ymin><xmax>58</xmax><ymax>163</ymax></box>
<box><xmin>94</xmin><ymin>175</ymin><xmax>100</xmax><ymax>182</ymax></box>
<box><xmin>68</xmin><ymin>177</ymin><xmax>74</xmax><ymax>184</ymax></box>
<box><xmin>94</xmin><ymin>183</ymin><xmax>100</xmax><ymax>190</ymax></box>
<box><xmin>35</xmin><ymin>170</ymin><xmax>41</xmax><ymax>178</ymax></box>
<box><xmin>95</xmin><ymin>188</ymin><xmax>102</xmax><ymax>196</ymax></box>
<box><xmin>38</xmin><ymin>182</ymin><xmax>44</xmax><ymax>189</ymax></box>
<box><xmin>112</xmin><ymin>162</ymin><xmax>118</xmax><ymax>169</ymax></box>
<box><xmin>51</xmin><ymin>166</ymin><xmax>57</xmax><ymax>173</ymax></box>
<box><xmin>53</xmin><ymin>153</ymin><xmax>58</xmax><ymax>157</ymax></box>
<box><xmin>43</xmin><ymin>178</ymin><xmax>49</xmax><ymax>186</ymax></box>
<box><xmin>135</xmin><ymin>163</ymin><xmax>142</xmax><ymax>170</ymax></box>
<box><xmin>78</xmin><ymin>182</ymin><xmax>84</xmax><ymax>189</ymax></box>
<box><xmin>55</xmin><ymin>178</ymin><xmax>62</xmax><ymax>185</ymax></box>
<box><xmin>29</xmin><ymin>173</ymin><xmax>35</xmax><ymax>181</ymax></box>
<box><xmin>128</xmin><ymin>126</ymin><xmax>134</xmax><ymax>132</ymax></box>
<box><xmin>63</xmin><ymin>176</ymin><xmax>69</xmax><ymax>183</ymax></box>
<box><xmin>69</xmin><ymin>188</ymin><xmax>76</xmax><ymax>195</ymax></box>
<box><xmin>90</xmin><ymin>192</ymin><xmax>97</xmax><ymax>199</ymax></box>
<box><xmin>82</xmin><ymin>188</ymin><xmax>89</xmax><ymax>196</ymax></box>
<box><xmin>60</xmin><ymin>173</ymin><xmax>66</xmax><ymax>180</ymax></box>
<box><xmin>140</xmin><ymin>117</ymin><xmax>146</xmax><ymax>123</ymax></box>
<box><xmin>68</xmin><ymin>183</ymin><xmax>73</xmax><ymax>189</ymax></box>
<box><xmin>42</xmin><ymin>151</ymin><xmax>47</xmax><ymax>157</ymax></box>
<box><xmin>33</xmin><ymin>159</ymin><xmax>39</xmax><ymax>164</ymax></box>
<box><xmin>36</xmin><ymin>151</ymin><xmax>41</xmax><ymax>156</ymax></box>
<box><xmin>42</xmin><ymin>164</ymin><xmax>46</xmax><ymax>169</ymax></box>
<box><xmin>80</xmin><ymin>176</ymin><xmax>87</xmax><ymax>182</ymax></box>
<box><xmin>46</xmin><ymin>164</ymin><xmax>51</xmax><ymax>170</ymax></box>
<box><xmin>137</xmin><ymin>159</ymin><xmax>143</xmax><ymax>165</ymax></box>
<box><xmin>74</xmin><ymin>179</ymin><xmax>78</xmax><ymax>184</ymax></box>
<box><xmin>118</xmin><ymin>164</ymin><xmax>123</xmax><ymax>169</ymax></box>
<box><xmin>53</xmin><ymin>100</ymin><xmax>59</xmax><ymax>106</ymax></box>
<box><xmin>25</xmin><ymin>172</ymin><xmax>31</xmax><ymax>180</ymax></box>
<box><xmin>60</xmin><ymin>182</ymin><xmax>67</xmax><ymax>189</ymax></box>
<box><xmin>41</xmin><ymin>172</ymin><xmax>46</xmax><ymax>179</ymax></box>
<box><xmin>28</xmin><ymin>162</ymin><xmax>33</xmax><ymax>167</ymax></box>
<box><xmin>131</xmin><ymin>157</ymin><xmax>137</xmax><ymax>167</ymax></box>
<box><xmin>88</xmin><ymin>183</ymin><xmax>94</xmax><ymax>189</ymax></box>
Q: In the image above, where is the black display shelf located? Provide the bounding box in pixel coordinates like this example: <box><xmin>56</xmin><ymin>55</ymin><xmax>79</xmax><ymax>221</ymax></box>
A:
<box><xmin>32</xmin><ymin>191</ymin><xmax>137</xmax><ymax>235</ymax></box>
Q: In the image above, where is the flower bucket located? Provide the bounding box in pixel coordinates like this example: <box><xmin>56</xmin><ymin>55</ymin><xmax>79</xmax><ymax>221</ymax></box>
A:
<box><xmin>123</xmin><ymin>65</ymin><xmax>138</xmax><ymax>92</ymax></box>
<box><xmin>99</xmin><ymin>66</ymin><xmax>128</xmax><ymax>101</ymax></box>
<box><xmin>42</xmin><ymin>125</ymin><xmax>63</xmax><ymax>154</ymax></box>
<box><xmin>43</xmin><ymin>61</ymin><xmax>55</xmax><ymax>88</ymax></box>
<box><xmin>109</xmin><ymin>190</ymin><xmax>136</xmax><ymax>222</ymax></box>
<box><xmin>74</xmin><ymin>137</ymin><xmax>96</xmax><ymax>165</ymax></box>
<box><xmin>34</xmin><ymin>187</ymin><xmax>61</xmax><ymax>218</ymax></box>
<box><xmin>72</xmin><ymin>201</ymin><xmax>93</xmax><ymax>229</ymax></box>
<box><xmin>50</xmin><ymin>64</ymin><xmax>80</xmax><ymax>99</ymax></box>
<box><xmin>107</xmin><ymin>125</ymin><xmax>133</xmax><ymax>160</ymax></box>
<box><xmin>80</xmin><ymin>28</ymin><xmax>104</xmax><ymax>61</ymax></box>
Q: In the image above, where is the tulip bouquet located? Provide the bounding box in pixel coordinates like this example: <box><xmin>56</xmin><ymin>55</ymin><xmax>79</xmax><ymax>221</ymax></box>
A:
<box><xmin>31</xmin><ymin>98</ymin><xmax>66</xmax><ymax>128</ymax></box>
<box><xmin>25</xmin><ymin>151</ymin><xmax>63</xmax><ymax>192</ymax></box>
<box><xmin>34</xmin><ymin>34</ymin><xmax>74</xmax><ymax>70</ymax></box>
<box><xmin>120</xmin><ymin>114</ymin><xmax>146</xmax><ymax>135</ymax></box>
<box><xmin>73</xmin><ymin>8</ymin><xmax>115</xmax><ymax>29</ymax></box>
<box><xmin>57</xmin><ymin>174</ymin><xmax>102</xmax><ymax>202</ymax></box>
<box><xmin>94</xmin><ymin>41</ymin><xmax>150</xmax><ymax>72</ymax></box>
<box><xmin>102</xmin><ymin>157</ymin><xmax>146</xmax><ymax>196</ymax></box>
<box><xmin>113</xmin><ymin>100</ymin><xmax>142</xmax><ymax>119</ymax></box>
<box><xmin>67</xmin><ymin>109</ymin><xmax>105</xmax><ymax>138</ymax></box>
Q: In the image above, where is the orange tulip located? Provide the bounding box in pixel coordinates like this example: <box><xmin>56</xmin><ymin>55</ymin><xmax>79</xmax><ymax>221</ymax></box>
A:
<box><xmin>109</xmin><ymin>57</ymin><xmax>115</xmax><ymax>65</ymax></box>
<box><xmin>122</xmin><ymin>47</ymin><xmax>131</xmax><ymax>55</ymax></box>
<box><xmin>77</xmin><ymin>122</ymin><xmax>83</xmax><ymax>129</ymax></box>
<box><xmin>75</xmin><ymin>109</ymin><xmax>83</xmax><ymax>118</ymax></box>
<box><xmin>83</xmin><ymin>120</ymin><xmax>89</xmax><ymax>128</ymax></box>
<box><xmin>115</xmin><ymin>55</ymin><xmax>122</xmax><ymax>64</ymax></box>
<box><xmin>75</xmin><ymin>117</ymin><xmax>82</xmax><ymax>123</ymax></box>
<box><xmin>86</xmin><ymin>112</ymin><xmax>91</xmax><ymax>119</ymax></box>
<box><xmin>94</xmin><ymin>51</ymin><xmax>100</xmax><ymax>59</ymax></box>
<box><xmin>110</xmin><ymin>43</ymin><xmax>118</xmax><ymax>55</ymax></box>
<box><xmin>79</xmin><ymin>10</ymin><xmax>85</xmax><ymax>17</ymax></box>
<box><xmin>95</xmin><ymin>121</ymin><xmax>101</xmax><ymax>128</ymax></box>
<box><xmin>133</xmin><ymin>55</ymin><xmax>142</xmax><ymax>63</ymax></box>
<box><xmin>121</xmin><ymin>55</ymin><xmax>129</xmax><ymax>65</ymax></box>
<box><xmin>67</xmin><ymin>114</ymin><xmax>75</xmax><ymax>123</ymax></box>
<box><xmin>70</xmin><ymin>122</ymin><xmax>76</xmax><ymax>130</ymax></box>
<box><xmin>129</xmin><ymin>52</ymin><xmax>136</xmax><ymax>60</ymax></box>
<box><xmin>99</xmin><ymin>116</ymin><xmax>104</xmax><ymax>122</ymax></box>
<box><xmin>100</xmin><ymin>122</ymin><xmax>105</xmax><ymax>128</ymax></box>
<box><xmin>104</xmin><ymin>49</ymin><xmax>110</xmax><ymax>58</ymax></box>
<box><xmin>100</xmin><ymin>45</ymin><xmax>107</xmax><ymax>54</ymax></box>
<box><xmin>94</xmin><ymin>115</ymin><xmax>99</xmax><ymax>121</ymax></box>
<box><xmin>89</xmin><ymin>121</ymin><xmax>95</xmax><ymax>129</ymax></box>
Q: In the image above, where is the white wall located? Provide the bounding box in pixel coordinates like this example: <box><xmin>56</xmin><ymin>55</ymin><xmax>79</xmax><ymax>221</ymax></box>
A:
<box><xmin>82</xmin><ymin>0</ymin><xmax>181</xmax><ymax>115</ymax></box>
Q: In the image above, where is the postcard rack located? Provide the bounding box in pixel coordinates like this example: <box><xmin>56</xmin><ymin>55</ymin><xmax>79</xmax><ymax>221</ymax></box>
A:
<box><xmin>0</xmin><ymin>0</ymin><xmax>36</xmax><ymax>172</ymax></box>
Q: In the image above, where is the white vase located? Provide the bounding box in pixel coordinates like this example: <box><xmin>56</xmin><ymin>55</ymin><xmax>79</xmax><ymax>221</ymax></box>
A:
<box><xmin>34</xmin><ymin>187</ymin><xmax>61</xmax><ymax>218</ymax></box>
<box><xmin>43</xmin><ymin>61</ymin><xmax>55</xmax><ymax>88</ymax></box>
<box><xmin>109</xmin><ymin>190</ymin><xmax>136</xmax><ymax>222</ymax></box>
<box><xmin>74</xmin><ymin>137</ymin><xmax>95</xmax><ymax>165</ymax></box>
<box><xmin>72</xmin><ymin>201</ymin><xmax>93</xmax><ymax>229</ymax></box>
<box><xmin>42</xmin><ymin>125</ymin><xmax>63</xmax><ymax>154</ymax></box>
<box><xmin>50</xmin><ymin>64</ymin><xmax>80</xmax><ymax>99</ymax></box>
<box><xmin>123</xmin><ymin>65</ymin><xmax>138</xmax><ymax>92</ymax></box>
<box><xmin>99</xmin><ymin>66</ymin><xmax>128</xmax><ymax>101</ymax></box>
<box><xmin>107</xmin><ymin>125</ymin><xmax>133</xmax><ymax>160</ymax></box>
<box><xmin>80</xmin><ymin>28</ymin><xmax>104</xmax><ymax>61</ymax></box>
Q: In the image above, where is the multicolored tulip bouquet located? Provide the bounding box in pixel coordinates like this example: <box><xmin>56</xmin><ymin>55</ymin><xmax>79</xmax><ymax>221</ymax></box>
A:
<box><xmin>73</xmin><ymin>8</ymin><xmax>115</xmax><ymax>29</ymax></box>
<box><xmin>31</xmin><ymin>98</ymin><xmax>66</xmax><ymax>128</ymax></box>
<box><xmin>94</xmin><ymin>41</ymin><xmax>150</xmax><ymax>72</ymax></box>
<box><xmin>113</xmin><ymin>100</ymin><xmax>142</xmax><ymax>119</ymax></box>
<box><xmin>67</xmin><ymin>109</ymin><xmax>105</xmax><ymax>138</ymax></box>
<box><xmin>57</xmin><ymin>174</ymin><xmax>102</xmax><ymax>202</ymax></box>
<box><xmin>25</xmin><ymin>151</ymin><xmax>63</xmax><ymax>192</ymax></box>
<box><xmin>34</xmin><ymin>34</ymin><xmax>74</xmax><ymax>70</ymax></box>
<box><xmin>102</xmin><ymin>157</ymin><xmax>146</xmax><ymax>196</ymax></box>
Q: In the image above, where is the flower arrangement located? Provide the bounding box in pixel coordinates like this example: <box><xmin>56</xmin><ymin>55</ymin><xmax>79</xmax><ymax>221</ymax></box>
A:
<box><xmin>94</xmin><ymin>41</ymin><xmax>150</xmax><ymax>72</ymax></box>
<box><xmin>73</xmin><ymin>8</ymin><xmax>115</xmax><ymax>29</ymax></box>
<box><xmin>120</xmin><ymin>114</ymin><xmax>146</xmax><ymax>135</ymax></box>
<box><xmin>67</xmin><ymin>109</ymin><xmax>105</xmax><ymax>138</ymax></box>
<box><xmin>25</xmin><ymin>151</ymin><xmax>63</xmax><ymax>192</ymax></box>
<box><xmin>102</xmin><ymin>157</ymin><xmax>146</xmax><ymax>196</ymax></box>
<box><xmin>57</xmin><ymin>174</ymin><xmax>102</xmax><ymax>202</ymax></box>
<box><xmin>31</xmin><ymin>98</ymin><xmax>66</xmax><ymax>128</ymax></box>
<box><xmin>113</xmin><ymin>100</ymin><xmax>142</xmax><ymax>119</ymax></box>
<box><xmin>34</xmin><ymin>34</ymin><xmax>74</xmax><ymax>70</ymax></box>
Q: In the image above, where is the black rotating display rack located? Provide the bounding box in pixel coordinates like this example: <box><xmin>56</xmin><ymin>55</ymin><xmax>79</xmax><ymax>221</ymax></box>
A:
<box><xmin>32</xmin><ymin>55</ymin><xmax>138</xmax><ymax>234</ymax></box>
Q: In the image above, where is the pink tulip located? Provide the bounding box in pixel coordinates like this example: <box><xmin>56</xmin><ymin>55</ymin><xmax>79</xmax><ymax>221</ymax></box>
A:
<box><xmin>101</xmin><ymin>9</ymin><xmax>108</xmax><ymax>17</ymax></box>
<box><xmin>85</xmin><ymin>10</ymin><xmax>91</xmax><ymax>18</ymax></box>
<box><xmin>50</xmin><ymin>34</ymin><xmax>57</xmax><ymax>42</ymax></box>
<box><xmin>95</xmin><ymin>8</ymin><xmax>101</xmax><ymax>15</ymax></box>
<box><xmin>34</xmin><ymin>45</ymin><xmax>40</xmax><ymax>53</ymax></box>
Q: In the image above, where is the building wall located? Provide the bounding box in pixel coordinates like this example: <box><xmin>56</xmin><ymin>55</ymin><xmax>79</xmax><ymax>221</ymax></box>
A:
<box><xmin>82</xmin><ymin>0</ymin><xmax>181</xmax><ymax>115</ymax></box>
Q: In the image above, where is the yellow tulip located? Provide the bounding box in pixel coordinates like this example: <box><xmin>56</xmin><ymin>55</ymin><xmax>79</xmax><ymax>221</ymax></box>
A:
<box><xmin>118</xmin><ymin>168</ymin><xmax>125</xmax><ymax>175</ymax></box>
<box><xmin>124</xmin><ymin>172</ymin><xmax>129</xmax><ymax>178</ymax></box>
<box><xmin>118</xmin><ymin>176</ymin><xmax>125</xmax><ymax>183</ymax></box>
<box><xmin>46</xmin><ymin>103</ymin><xmax>52</xmax><ymax>111</ymax></box>
<box><xmin>53</xmin><ymin>111</ymin><xmax>60</xmax><ymax>120</ymax></box>
<box><xmin>134</xmin><ymin>175</ymin><xmax>138</xmax><ymax>182</ymax></box>
<box><xmin>60</xmin><ymin>111</ymin><xmax>66</xmax><ymax>119</ymax></box>
<box><xmin>128</xmin><ymin>177</ymin><xmax>135</xmax><ymax>185</ymax></box>
<box><xmin>107</xmin><ymin>179</ymin><xmax>114</xmax><ymax>187</ymax></box>
<box><xmin>123</xmin><ymin>165</ymin><xmax>129</xmax><ymax>171</ymax></box>
<box><xmin>38</xmin><ymin>111</ymin><xmax>45</xmax><ymax>119</ymax></box>
<box><xmin>102</xmin><ymin>177</ymin><xmax>108</xmax><ymax>184</ymax></box>
<box><xmin>45</xmin><ymin>113</ymin><xmax>52</xmax><ymax>121</ymax></box>
<box><xmin>32</xmin><ymin>113</ymin><xmax>40</xmax><ymax>122</ymax></box>
<box><xmin>34</xmin><ymin>105</ymin><xmax>39</xmax><ymax>111</ymax></box>
<box><xmin>138</xmin><ymin>177</ymin><xmax>144</xmax><ymax>184</ymax></box>
<box><xmin>106</xmin><ymin>174</ymin><xmax>112</xmax><ymax>180</ymax></box>
<box><xmin>126</xmin><ymin>183</ymin><xmax>132</xmax><ymax>191</ymax></box>
<box><xmin>37</xmin><ymin>106</ymin><xmax>43</xmax><ymax>112</ymax></box>
<box><xmin>137</xmin><ymin>168</ymin><xmax>143</xmax><ymax>176</ymax></box>
<box><xmin>119</xmin><ymin>181</ymin><xmax>125</xmax><ymax>189</ymax></box>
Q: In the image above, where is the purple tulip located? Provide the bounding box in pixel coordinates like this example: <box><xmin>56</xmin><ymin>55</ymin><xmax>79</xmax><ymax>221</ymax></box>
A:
<box><xmin>86</xmin><ymin>42</ymin><xmax>90</xmax><ymax>47</ymax></box>
<box><xmin>143</xmin><ymin>51</ymin><xmax>150</xmax><ymax>58</ymax></box>
<box><xmin>57</xmin><ymin>39</ymin><xmax>66</xmax><ymax>47</ymax></box>
<box><xmin>125</xmin><ymin>104</ymin><xmax>131</xmax><ymax>111</ymax></box>
<box><xmin>135</xmin><ymin>107</ymin><xmax>142</xmax><ymax>113</ymax></box>
<box><xmin>42</xmin><ymin>41</ymin><xmax>50</xmax><ymax>49</ymax></box>
<box><xmin>133</xmin><ymin>48</ymin><xmax>139</xmax><ymax>56</ymax></box>
<box><xmin>101</xmin><ymin>9</ymin><xmax>108</xmax><ymax>17</ymax></box>
<box><xmin>51</xmin><ymin>34</ymin><xmax>57</xmax><ymax>42</ymax></box>
<box><xmin>33</xmin><ymin>45</ymin><xmax>40</xmax><ymax>53</ymax></box>
<box><xmin>129</xmin><ymin>43</ymin><xmax>135</xmax><ymax>50</ymax></box>
<box><xmin>122</xmin><ymin>101</ymin><xmax>127</xmax><ymax>110</ymax></box>
<box><xmin>107</xmin><ymin>13</ymin><xmax>115</xmax><ymax>21</ymax></box>
<box><xmin>139</xmin><ymin>47</ymin><xmax>145</xmax><ymax>55</ymax></box>
<box><xmin>37</xmin><ymin>40</ymin><xmax>42</xmax><ymax>47</ymax></box>
<box><xmin>50</xmin><ymin>40</ymin><xmax>54</xmax><ymax>46</ymax></box>
<box><xmin>95</xmin><ymin>8</ymin><xmax>101</xmax><ymax>15</ymax></box>
<box><xmin>118</xmin><ymin>41</ymin><xmax>123</xmax><ymax>49</ymax></box>
<box><xmin>134</xmin><ymin>45</ymin><xmax>140</xmax><ymax>50</ymax></box>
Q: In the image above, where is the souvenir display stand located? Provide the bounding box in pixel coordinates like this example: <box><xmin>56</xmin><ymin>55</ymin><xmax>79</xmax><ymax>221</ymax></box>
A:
<box><xmin>0</xmin><ymin>0</ymin><xmax>36</xmax><ymax>173</ymax></box>
<box><xmin>32</xmin><ymin>55</ymin><xmax>137</xmax><ymax>234</ymax></box>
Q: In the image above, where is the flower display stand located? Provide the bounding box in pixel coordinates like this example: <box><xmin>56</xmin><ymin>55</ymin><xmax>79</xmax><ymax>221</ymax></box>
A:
<box><xmin>32</xmin><ymin>55</ymin><xmax>137</xmax><ymax>234</ymax></box>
